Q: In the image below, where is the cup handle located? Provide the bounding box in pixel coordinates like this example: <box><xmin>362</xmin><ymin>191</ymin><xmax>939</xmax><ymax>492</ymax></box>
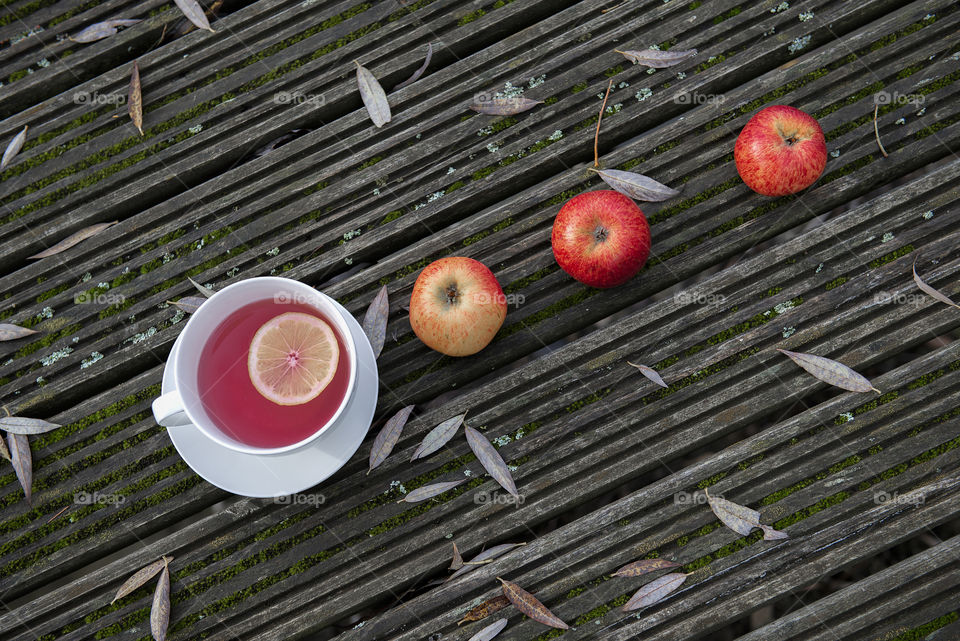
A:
<box><xmin>152</xmin><ymin>390</ymin><xmax>193</xmax><ymax>427</ymax></box>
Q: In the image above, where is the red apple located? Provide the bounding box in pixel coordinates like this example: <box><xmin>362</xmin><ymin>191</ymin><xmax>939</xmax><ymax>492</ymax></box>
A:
<box><xmin>409</xmin><ymin>256</ymin><xmax>507</xmax><ymax>356</ymax></box>
<box><xmin>734</xmin><ymin>105</ymin><xmax>827</xmax><ymax>197</ymax></box>
<box><xmin>551</xmin><ymin>190</ymin><xmax>651</xmax><ymax>289</ymax></box>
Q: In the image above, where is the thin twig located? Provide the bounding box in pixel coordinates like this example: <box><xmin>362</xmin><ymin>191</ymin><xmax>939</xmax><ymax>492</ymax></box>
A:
<box><xmin>594</xmin><ymin>78</ymin><xmax>614</xmax><ymax>167</ymax></box>
<box><xmin>46</xmin><ymin>505</ymin><xmax>69</xmax><ymax>524</ymax></box>
<box><xmin>601</xmin><ymin>1</ymin><xmax>625</xmax><ymax>12</ymax></box>
<box><xmin>873</xmin><ymin>104</ymin><xmax>888</xmax><ymax>158</ymax></box>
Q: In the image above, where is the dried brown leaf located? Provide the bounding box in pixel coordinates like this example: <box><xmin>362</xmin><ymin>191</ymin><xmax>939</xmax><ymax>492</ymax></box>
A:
<box><xmin>362</xmin><ymin>285</ymin><xmax>388</xmax><ymax>359</ymax></box>
<box><xmin>70</xmin><ymin>19</ymin><xmax>140</xmax><ymax>43</ymax></box>
<box><xmin>469</xmin><ymin>96</ymin><xmax>543</xmax><ymax>116</ymax></box>
<box><xmin>150</xmin><ymin>558</ymin><xmax>171</xmax><ymax>641</ymax></box>
<box><xmin>1</xmin><ymin>125</ymin><xmax>27</xmax><ymax>171</ymax></box>
<box><xmin>458</xmin><ymin>596</ymin><xmax>510</xmax><ymax>625</ymax></box>
<box><xmin>589</xmin><ymin>168</ymin><xmax>679</xmax><ymax>201</ymax></box>
<box><xmin>411</xmin><ymin>413</ymin><xmax>464</xmax><ymax>461</ymax></box>
<box><xmin>0</xmin><ymin>324</ymin><xmax>38</xmax><ymax>341</ymax></box>
<box><xmin>28</xmin><ymin>221</ymin><xmax>117</xmax><ymax>259</ymax></box>
<box><xmin>112</xmin><ymin>556</ymin><xmax>174</xmax><ymax>603</ymax></box>
<box><xmin>448</xmin><ymin>542</ymin><xmax>526</xmax><ymax>581</ymax></box>
<box><xmin>393</xmin><ymin>43</ymin><xmax>433</xmax><ymax>91</ymax></box>
<box><xmin>396</xmin><ymin>480</ymin><xmax>464</xmax><ymax>503</ymax></box>
<box><xmin>611</xmin><ymin>558</ymin><xmax>680</xmax><ymax>577</ymax></box>
<box><xmin>627</xmin><ymin>361</ymin><xmax>668</xmax><ymax>388</ymax></box>
<box><xmin>615</xmin><ymin>48</ymin><xmax>698</xmax><ymax>68</ymax></box>
<box><xmin>8</xmin><ymin>433</ymin><xmax>32</xmax><ymax>504</ymax></box>
<box><xmin>128</xmin><ymin>61</ymin><xmax>144</xmax><ymax>136</ymax></box>
<box><xmin>449</xmin><ymin>541</ymin><xmax>464</xmax><ymax>570</ymax></box>
<box><xmin>0</xmin><ymin>416</ymin><xmax>61</xmax><ymax>435</ymax></box>
<box><xmin>498</xmin><ymin>577</ymin><xmax>568</xmax><ymax>629</ymax></box>
<box><xmin>465</xmin><ymin>425</ymin><xmax>518</xmax><ymax>499</ymax></box>
<box><xmin>167</xmin><ymin>296</ymin><xmax>206</xmax><ymax>314</ymax></box>
<box><xmin>174</xmin><ymin>0</ymin><xmax>215</xmax><ymax>32</ymax></box>
<box><xmin>704</xmin><ymin>488</ymin><xmax>760</xmax><ymax>536</ymax></box>
<box><xmin>621</xmin><ymin>572</ymin><xmax>687</xmax><ymax>611</ymax></box>
<box><xmin>188</xmin><ymin>277</ymin><xmax>215</xmax><ymax>298</ymax></box>
<box><xmin>355</xmin><ymin>61</ymin><xmax>391</xmax><ymax>127</ymax></box>
<box><xmin>778</xmin><ymin>349</ymin><xmax>880</xmax><ymax>394</ymax></box>
<box><xmin>913</xmin><ymin>261</ymin><xmax>959</xmax><ymax>309</ymax></box>
<box><xmin>368</xmin><ymin>405</ymin><xmax>414</xmax><ymax>473</ymax></box>
<box><xmin>468</xmin><ymin>618</ymin><xmax>508</xmax><ymax>641</ymax></box>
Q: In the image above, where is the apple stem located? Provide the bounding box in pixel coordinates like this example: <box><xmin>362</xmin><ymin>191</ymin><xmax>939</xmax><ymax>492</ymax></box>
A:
<box><xmin>594</xmin><ymin>78</ymin><xmax>613</xmax><ymax>168</ymax></box>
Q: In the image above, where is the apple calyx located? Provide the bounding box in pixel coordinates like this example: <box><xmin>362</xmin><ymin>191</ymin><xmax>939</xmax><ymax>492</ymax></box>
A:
<box><xmin>443</xmin><ymin>284</ymin><xmax>461</xmax><ymax>306</ymax></box>
<box><xmin>593</xmin><ymin>225</ymin><xmax>609</xmax><ymax>243</ymax></box>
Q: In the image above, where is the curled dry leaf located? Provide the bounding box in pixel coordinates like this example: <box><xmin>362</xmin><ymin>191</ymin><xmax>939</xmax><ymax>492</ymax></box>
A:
<box><xmin>627</xmin><ymin>361</ymin><xmax>668</xmax><ymax>388</ymax></box>
<box><xmin>448</xmin><ymin>542</ymin><xmax>527</xmax><ymax>581</ymax></box>
<box><xmin>458</xmin><ymin>595</ymin><xmax>510</xmax><ymax>625</ymax></box>
<box><xmin>464</xmin><ymin>426</ymin><xmax>518</xmax><ymax>499</ymax></box>
<box><xmin>355</xmin><ymin>61</ymin><xmax>391</xmax><ymax>127</ymax></box>
<box><xmin>0</xmin><ymin>324</ymin><xmax>38</xmax><ymax>341</ymax></box>
<box><xmin>188</xmin><ymin>277</ymin><xmax>215</xmax><ymax>298</ymax></box>
<box><xmin>611</xmin><ymin>558</ymin><xmax>680</xmax><ymax>577</ymax></box>
<box><xmin>450</xmin><ymin>541</ymin><xmax>464</xmax><ymax>570</ymax></box>
<box><xmin>151</xmin><ymin>558</ymin><xmax>171</xmax><ymax>641</ymax></box>
<box><xmin>362</xmin><ymin>285</ymin><xmax>389</xmax><ymax>359</ymax></box>
<box><xmin>112</xmin><ymin>556</ymin><xmax>174</xmax><ymax>603</ymax></box>
<box><xmin>393</xmin><ymin>43</ymin><xmax>433</xmax><ymax>91</ymax></box>
<box><xmin>778</xmin><ymin>349</ymin><xmax>880</xmax><ymax>394</ymax></box>
<box><xmin>621</xmin><ymin>572</ymin><xmax>687</xmax><ymax>611</ymax></box>
<box><xmin>128</xmin><ymin>61</ymin><xmax>144</xmax><ymax>136</ymax></box>
<box><xmin>168</xmin><ymin>296</ymin><xmax>206</xmax><ymax>314</ymax></box>
<box><xmin>396</xmin><ymin>480</ymin><xmax>464</xmax><ymax>503</ymax></box>
<box><xmin>704</xmin><ymin>487</ymin><xmax>760</xmax><ymax>536</ymax></box>
<box><xmin>0</xmin><ymin>416</ymin><xmax>61</xmax><ymax>435</ymax></box>
<box><xmin>8</xmin><ymin>433</ymin><xmax>32</xmax><ymax>504</ymax></box>
<box><xmin>411</xmin><ymin>413</ymin><xmax>465</xmax><ymax>461</ymax></box>
<box><xmin>1</xmin><ymin>125</ymin><xmax>28</xmax><ymax>171</ymax></box>
<box><xmin>468</xmin><ymin>618</ymin><xmax>508</xmax><ymax>641</ymax></box>
<box><xmin>28</xmin><ymin>221</ymin><xmax>118</xmax><ymax>259</ymax></box>
<box><xmin>498</xmin><ymin>577</ymin><xmax>568</xmax><ymax>629</ymax></box>
<box><xmin>174</xmin><ymin>0</ymin><xmax>215</xmax><ymax>32</ymax></box>
<box><xmin>615</xmin><ymin>48</ymin><xmax>698</xmax><ymax>68</ymax></box>
<box><xmin>469</xmin><ymin>96</ymin><xmax>543</xmax><ymax>116</ymax></box>
<box><xmin>368</xmin><ymin>405</ymin><xmax>414</xmax><ymax>473</ymax></box>
<box><xmin>70</xmin><ymin>19</ymin><xmax>140</xmax><ymax>43</ymax></box>
<box><xmin>913</xmin><ymin>261</ymin><xmax>959</xmax><ymax>309</ymax></box>
<box><xmin>589</xmin><ymin>168</ymin><xmax>679</xmax><ymax>202</ymax></box>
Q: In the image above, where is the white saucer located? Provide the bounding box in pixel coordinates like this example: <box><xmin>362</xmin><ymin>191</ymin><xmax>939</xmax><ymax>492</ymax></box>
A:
<box><xmin>161</xmin><ymin>300</ymin><xmax>378</xmax><ymax>498</ymax></box>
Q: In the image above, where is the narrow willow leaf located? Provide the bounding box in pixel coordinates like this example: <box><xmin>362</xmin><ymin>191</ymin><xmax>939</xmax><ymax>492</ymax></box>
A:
<box><xmin>396</xmin><ymin>480</ymin><xmax>464</xmax><ymax>503</ymax></box>
<box><xmin>913</xmin><ymin>262</ymin><xmax>959</xmax><ymax>309</ymax></box>
<box><xmin>589</xmin><ymin>168</ymin><xmax>679</xmax><ymax>202</ymax></box>
<box><xmin>70</xmin><ymin>19</ymin><xmax>140</xmax><ymax>42</ymax></box>
<box><xmin>362</xmin><ymin>285</ymin><xmax>388</xmax><ymax>359</ymax></box>
<box><xmin>167</xmin><ymin>296</ymin><xmax>206</xmax><ymax>314</ymax></box>
<box><xmin>448</xmin><ymin>542</ymin><xmax>526</xmax><ymax>581</ymax></box>
<box><xmin>465</xmin><ymin>426</ymin><xmax>518</xmax><ymax>499</ymax></box>
<box><xmin>128</xmin><ymin>61</ymin><xmax>144</xmax><ymax>136</ymax></box>
<box><xmin>355</xmin><ymin>61</ymin><xmax>391</xmax><ymax>127</ymax></box>
<box><xmin>393</xmin><ymin>43</ymin><xmax>433</xmax><ymax>91</ymax></box>
<box><xmin>450</xmin><ymin>542</ymin><xmax>464</xmax><ymax>570</ymax></box>
<box><xmin>0</xmin><ymin>416</ymin><xmax>61</xmax><ymax>435</ymax></box>
<box><xmin>615</xmin><ymin>48</ymin><xmax>697</xmax><ymax>68</ymax></box>
<box><xmin>411</xmin><ymin>413</ymin><xmax>464</xmax><ymax>461</ymax></box>
<box><xmin>28</xmin><ymin>221</ymin><xmax>118</xmax><ymax>259</ymax></box>
<box><xmin>469</xmin><ymin>96</ymin><xmax>543</xmax><ymax>116</ymax></box>
<box><xmin>150</xmin><ymin>558</ymin><xmax>171</xmax><ymax>641</ymax></box>
<box><xmin>627</xmin><ymin>361</ymin><xmax>668</xmax><ymax>388</ymax></box>
<box><xmin>0</xmin><ymin>324</ymin><xmax>38</xmax><ymax>341</ymax></box>
<box><xmin>611</xmin><ymin>558</ymin><xmax>680</xmax><ymax>577</ymax></box>
<box><xmin>458</xmin><ymin>596</ymin><xmax>510</xmax><ymax>625</ymax></box>
<box><xmin>174</xmin><ymin>0</ymin><xmax>214</xmax><ymax>32</ymax></box>
<box><xmin>705</xmin><ymin>488</ymin><xmax>760</xmax><ymax>536</ymax></box>
<box><xmin>621</xmin><ymin>572</ymin><xmax>687</xmax><ymax>611</ymax></box>
<box><xmin>8</xmin><ymin>433</ymin><xmax>32</xmax><ymax>504</ymax></box>
<box><xmin>760</xmin><ymin>524</ymin><xmax>789</xmax><ymax>540</ymax></box>
<box><xmin>112</xmin><ymin>556</ymin><xmax>173</xmax><ymax>603</ymax></box>
<box><xmin>778</xmin><ymin>349</ymin><xmax>880</xmax><ymax>394</ymax></box>
<box><xmin>468</xmin><ymin>618</ymin><xmax>508</xmax><ymax>641</ymax></box>
<box><xmin>188</xmin><ymin>277</ymin><xmax>215</xmax><ymax>298</ymax></box>
<box><xmin>498</xmin><ymin>578</ymin><xmax>569</xmax><ymax>629</ymax></box>
<box><xmin>1</xmin><ymin>126</ymin><xmax>27</xmax><ymax>171</ymax></box>
<box><xmin>367</xmin><ymin>405</ymin><xmax>414</xmax><ymax>473</ymax></box>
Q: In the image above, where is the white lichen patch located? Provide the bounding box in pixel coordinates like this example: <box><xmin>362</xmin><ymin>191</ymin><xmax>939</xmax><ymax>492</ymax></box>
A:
<box><xmin>388</xmin><ymin>480</ymin><xmax>407</xmax><ymax>494</ymax></box>
<box><xmin>81</xmin><ymin>272</ymin><xmax>92</xmax><ymax>282</ymax></box>
<box><xmin>493</xmin><ymin>434</ymin><xmax>512</xmax><ymax>447</ymax></box>
<box><xmin>447</xmin><ymin>166</ymin><xmax>456</xmax><ymax>174</ymax></box>
<box><xmin>771</xmin><ymin>1</ymin><xmax>789</xmax><ymax>12</ymax></box>
<box><xmin>816</xmin><ymin>263</ymin><xmax>824</xmax><ymax>273</ymax></box>
<box><xmin>894</xmin><ymin>117</ymin><xmax>906</xmax><ymax>125</ymax></box>
<box><xmin>527</xmin><ymin>74</ymin><xmax>546</xmax><ymax>89</ymax></box>
<box><xmin>788</xmin><ymin>35</ymin><xmax>811</xmax><ymax>54</ymax></box>
<box><xmin>171</xmin><ymin>309</ymin><xmax>186</xmax><ymax>325</ymax></box>
<box><xmin>635</xmin><ymin>87</ymin><xmax>653</xmax><ymax>102</ymax></box>
<box><xmin>774</xmin><ymin>300</ymin><xmax>796</xmax><ymax>314</ymax></box>
<box><xmin>838</xmin><ymin>412</ymin><xmax>854</xmax><ymax>423</ymax></box>
<box><xmin>617</xmin><ymin>81</ymin><xmax>630</xmax><ymax>89</ymax></box>
<box><xmin>676</xmin><ymin>71</ymin><xmax>686</xmax><ymax>80</ymax></box>
<box><xmin>427</xmin><ymin>190</ymin><xmax>445</xmax><ymax>202</ymax></box>
<box><xmin>189</xmin><ymin>124</ymin><xmax>203</xmax><ymax>134</ymax></box>
<box><xmin>548</xmin><ymin>129</ymin><xmax>563</xmax><ymax>141</ymax></box>
<box><xmin>127</xmin><ymin>327</ymin><xmax>157</xmax><ymax>345</ymax></box>
<box><xmin>266</xmin><ymin>247</ymin><xmax>280</xmax><ymax>256</ymax></box>
<box><xmin>922</xmin><ymin>210</ymin><xmax>934</xmax><ymax>220</ymax></box>
<box><xmin>81</xmin><ymin>352</ymin><xmax>104</xmax><ymax>369</ymax></box>
<box><xmin>342</xmin><ymin>229</ymin><xmax>361</xmax><ymax>241</ymax></box>
<box><xmin>605</xmin><ymin>103</ymin><xmax>623</xmax><ymax>114</ymax></box>
<box><xmin>830</xmin><ymin>149</ymin><xmax>840</xmax><ymax>158</ymax></box>
<box><xmin>344</xmin><ymin>257</ymin><xmax>353</xmax><ymax>265</ymax></box>
<box><xmin>464</xmin><ymin>469</ymin><xmax>473</xmax><ymax>477</ymax></box>
<box><xmin>782</xmin><ymin>326</ymin><xmax>796</xmax><ymax>339</ymax></box>
<box><xmin>41</xmin><ymin>346</ymin><xmax>73</xmax><ymax>366</ymax></box>
<box><xmin>486</xmin><ymin>141</ymin><xmax>501</xmax><ymax>154</ymax></box>
<box><xmin>798</xmin><ymin>11</ymin><xmax>814</xmax><ymax>21</ymax></box>
<box><xmin>477</xmin><ymin>125</ymin><xmax>494</xmax><ymax>136</ymax></box>
<box><xmin>881</xmin><ymin>232</ymin><xmax>894</xmax><ymax>243</ymax></box>
<box><xmin>38</xmin><ymin>306</ymin><xmax>54</xmax><ymax>320</ymax></box>
<box><xmin>494</xmin><ymin>81</ymin><xmax>524</xmax><ymax>99</ymax></box>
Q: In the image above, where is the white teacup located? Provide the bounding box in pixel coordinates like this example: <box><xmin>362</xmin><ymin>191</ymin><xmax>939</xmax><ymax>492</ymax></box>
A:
<box><xmin>152</xmin><ymin>277</ymin><xmax>357</xmax><ymax>456</ymax></box>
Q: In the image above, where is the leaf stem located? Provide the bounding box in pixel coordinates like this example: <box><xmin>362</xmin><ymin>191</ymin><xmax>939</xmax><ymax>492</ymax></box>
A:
<box><xmin>594</xmin><ymin>78</ymin><xmax>613</xmax><ymax>168</ymax></box>
<box><xmin>873</xmin><ymin>104</ymin><xmax>888</xmax><ymax>158</ymax></box>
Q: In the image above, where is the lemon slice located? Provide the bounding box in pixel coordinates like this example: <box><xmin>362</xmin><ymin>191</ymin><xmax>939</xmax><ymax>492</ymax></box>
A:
<box><xmin>247</xmin><ymin>312</ymin><xmax>339</xmax><ymax>406</ymax></box>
